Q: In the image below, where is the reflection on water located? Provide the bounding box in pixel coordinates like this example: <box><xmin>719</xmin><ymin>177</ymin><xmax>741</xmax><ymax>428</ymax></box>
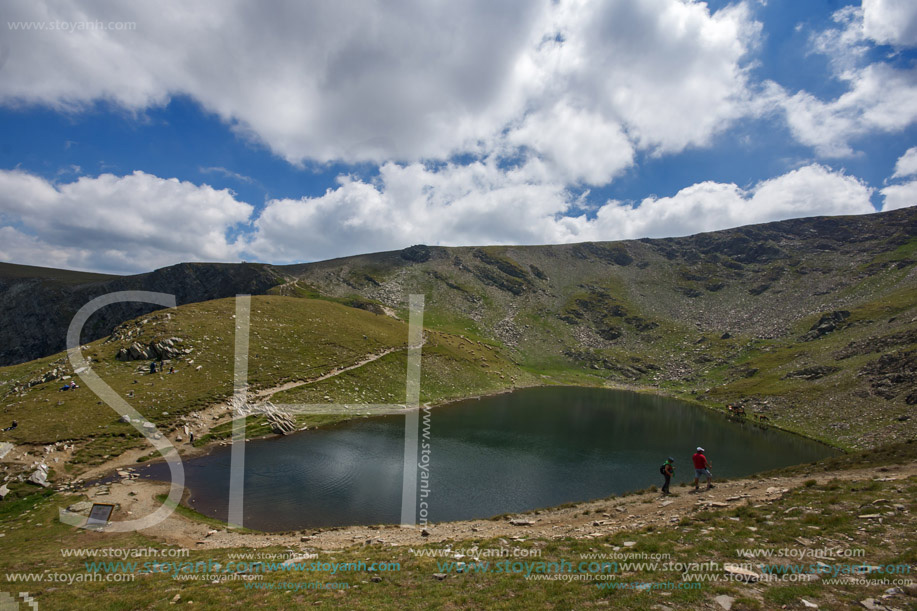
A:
<box><xmin>138</xmin><ymin>386</ymin><xmax>837</xmax><ymax>531</ymax></box>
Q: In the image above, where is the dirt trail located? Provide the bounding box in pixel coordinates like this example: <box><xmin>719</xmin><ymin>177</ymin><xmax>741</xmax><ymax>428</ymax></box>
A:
<box><xmin>251</xmin><ymin>346</ymin><xmax>403</xmax><ymax>401</ymax></box>
<box><xmin>28</xmin><ymin>344</ymin><xmax>417</xmax><ymax>483</ymax></box>
<box><xmin>84</xmin><ymin>459</ymin><xmax>917</xmax><ymax>553</ymax></box>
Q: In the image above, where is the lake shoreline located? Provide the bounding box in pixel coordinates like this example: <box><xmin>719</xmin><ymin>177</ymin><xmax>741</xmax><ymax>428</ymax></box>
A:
<box><xmin>73</xmin><ymin>454</ymin><xmax>917</xmax><ymax>553</ymax></box>
<box><xmin>130</xmin><ymin>385</ymin><xmax>839</xmax><ymax>532</ymax></box>
<box><xmin>89</xmin><ymin>378</ymin><xmax>843</xmax><ymax>488</ymax></box>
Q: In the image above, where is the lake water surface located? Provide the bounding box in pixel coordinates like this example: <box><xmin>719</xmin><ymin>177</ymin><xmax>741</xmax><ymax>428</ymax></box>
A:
<box><xmin>138</xmin><ymin>387</ymin><xmax>837</xmax><ymax>531</ymax></box>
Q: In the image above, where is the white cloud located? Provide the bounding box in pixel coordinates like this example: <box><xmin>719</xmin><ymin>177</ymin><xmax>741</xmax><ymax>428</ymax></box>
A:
<box><xmin>880</xmin><ymin>181</ymin><xmax>917</xmax><ymax>211</ymax></box>
<box><xmin>808</xmin><ymin>5</ymin><xmax>869</xmax><ymax>75</ymax></box>
<box><xmin>1</xmin><ymin>0</ymin><xmax>760</xmax><ymax>183</ymax></box>
<box><xmin>0</xmin><ymin>163</ymin><xmax>878</xmax><ymax>272</ymax></box>
<box><xmin>768</xmin><ymin>3</ymin><xmax>917</xmax><ymax>158</ymax></box>
<box><xmin>245</xmin><ymin>163</ymin><xmax>875</xmax><ymax>263</ymax></box>
<box><xmin>862</xmin><ymin>0</ymin><xmax>917</xmax><ymax>47</ymax></box>
<box><xmin>505</xmin><ymin>103</ymin><xmax>635</xmax><ymax>185</ymax></box>
<box><xmin>0</xmin><ymin>170</ymin><xmax>252</xmax><ymax>273</ymax></box>
<box><xmin>880</xmin><ymin>147</ymin><xmax>917</xmax><ymax>211</ymax></box>
<box><xmin>198</xmin><ymin>166</ymin><xmax>256</xmax><ymax>185</ymax></box>
<box><xmin>246</xmin><ymin>160</ymin><xmax>575</xmax><ymax>262</ymax></box>
<box><xmin>892</xmin><ymin>146</ymin><xmax>917</xmax><ymax>178</ymax></box>
<box><xmin>583</xmin><ymin>163</ymin><xmax>875</xmax><ymax>239</ymax></box>
<box><xmin>772</xmin><ymin>63</ymin><xmax>917</xmax><ymax>158</ymax></box>
<box><xmin>506</xmin><ymin>0</ymin><xmax>760</xmax><ymax>165</ymax></box>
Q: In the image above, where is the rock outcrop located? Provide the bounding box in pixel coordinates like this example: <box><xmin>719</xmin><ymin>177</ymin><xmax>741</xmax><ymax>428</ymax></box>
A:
<box><xmin>116</xmin><ymin>337</ymin><xmax>186</xmax><ymax>361</ymax></box>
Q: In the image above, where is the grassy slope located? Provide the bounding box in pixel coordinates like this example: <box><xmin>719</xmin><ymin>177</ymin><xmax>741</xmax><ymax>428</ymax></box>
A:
<box><xmin>0</xmin><ymin>295</ymin><xmax>526</xmax><ymax>467</ymax></box>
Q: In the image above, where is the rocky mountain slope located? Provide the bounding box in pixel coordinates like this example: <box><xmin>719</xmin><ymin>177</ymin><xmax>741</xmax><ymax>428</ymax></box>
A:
<box><xmin>0</xmin><ymin>262</ymin><xmax>282</xmax><ymax>366</ymax></box>
<box><xmin>1</xmin><ymin>207</ymin><xmax>915</xmax><ymax>450</ymax></box>
<box><xmin>282</xmin><ymin>207</ymin><xmax>917</xmax><ymax>448</ymax></box>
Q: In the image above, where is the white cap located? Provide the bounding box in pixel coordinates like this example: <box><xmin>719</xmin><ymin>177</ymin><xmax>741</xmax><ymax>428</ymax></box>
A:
<box><xmin>696</xmin><ymin>447</ymin><xmax>704</xmax><ymax>452</ymax></box>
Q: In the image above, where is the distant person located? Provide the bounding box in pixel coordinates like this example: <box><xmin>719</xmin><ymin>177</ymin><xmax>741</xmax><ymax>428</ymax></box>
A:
<box><xmin>150</xmin><ymin>361</ymin><xmax>157</xmax><ymax>374</ymax></box>
<box><xmin>189</xmin><ymin>431</ymin><xmax>194</xmax><ymax>444</ymax></box>
<box><xmin>692</xmin><ymin>447</ymin><xmax>714</xmax><ymax>491</ymax></box>
<box><xmin>660</xmin><ymin>457</ymin><xmax>674</xmax><ymax>495</ymax></box>
<box><xmin>169</xmin><ymin>366</ymin><xmax>175</xmax><ymax>374</ymax></box>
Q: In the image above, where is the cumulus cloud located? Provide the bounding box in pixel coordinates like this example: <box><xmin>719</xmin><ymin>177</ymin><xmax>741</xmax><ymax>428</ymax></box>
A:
<box><xmin>808</xmin><ymin>5</ymin><xmax>870</xmax><ymax>75</ymax></box>
<box><xmin>0</xmin><ymin>163</ymin><xmax>877</xmax><ymax>272</ymax></box>
<box><xmin>880</xmin><ymin>147</ymin><xmax>917</xmax><ymax>211</ymax></box>
<box><xmin>766</xmin><ymin>2</ymin><xmax>917</xmax><ymax>158</ymax></box>
<box><xmin>1</xmin><ymin>0</ymin><xmax>544</xmax><ymax>164</ymax></box>
<box><xmin>246</xmin><ymin>160</ymin><xmax>574</xmax><ymax>262</ymax></box>
<box><xmin>505</xmin><ymin>103</ymin><xmax>635</xmax><ymax>185</ymax></box>
<box><xmin>862</xmin><ymin>0</ymin><xmax>917</xmax><ymax>47</ymax></box>
<box><xmin>0</xmin><ymin>170</ymin><xmax>252</xmax><ymax>273</ymax></box>
<box><xmin>245</xmin><ymin>163</ymin><xmax>875</xmax><ymax>263</ymax></box>
<box><xmin>892</xmin><ymin>146</ymin><xmax>917</xmax><ymax>178</ymax></box>
<box><xmin>774</xmin><ymin>64</ymin><xmax>917</xmax><ymax>157</ymax></box>
<box><xmin>0</xmin><ymin>1</ymin><xmax>898</xmax><ymax>272</ymax></box>
<box><xmin>501</xmin><ymin>0</ymin><xmax>759</xmax><ymax>175</ymax></box>
<box><xmin>880</xmin><ymin>181</ymin><xmax>917</xmax><ymax>211</ymax></box>
<box><xmin>1</xmin><ymin>0</ymin><xmax>760</xmax><ymax>184</ymax></box>
<box><xmin>587</xmin><ymin>164</ymin><xmax>875</xmax><ymax>239</ymax></box>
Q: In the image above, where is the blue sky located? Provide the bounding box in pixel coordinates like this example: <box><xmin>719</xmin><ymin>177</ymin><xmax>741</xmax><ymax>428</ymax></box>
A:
<box><xmin>1</xmin><ymin>0</ymin><xmax>916</xmax><ymax>274</ymax></box>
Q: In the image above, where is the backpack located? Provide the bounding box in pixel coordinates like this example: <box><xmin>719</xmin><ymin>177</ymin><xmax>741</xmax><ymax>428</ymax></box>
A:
<box><xmin>659</xmin><ymin>464</ymin><xmax>667</xmax><ymax>475</ymax></box>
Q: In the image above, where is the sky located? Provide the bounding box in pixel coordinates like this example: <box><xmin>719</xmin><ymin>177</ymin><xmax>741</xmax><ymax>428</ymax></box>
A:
<box><xmin>0</xmin><ymin>0</ymin><xmax>916</xmax><ymax>274</ymax></box>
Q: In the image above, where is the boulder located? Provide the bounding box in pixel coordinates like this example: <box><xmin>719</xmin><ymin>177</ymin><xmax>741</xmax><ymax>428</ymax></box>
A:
<box><xmin>150</xmin><ymin>342</ymin><xmax>180</xmax><ymax>359</ymax></box>
<box><xmin>128</xmin><ymin>342</ymin><xmax>150</xmax><ymax>360</ymax></box>
<box><xmin>800</xmin><ymin>311</ymin><xmax>850</xmax><ymax>341</ymax></box>
<box><xmin>67</xmin><ymin>501</ymin><xmax>93</xmax><ymax>513</ymax></box>
<box><xmin>28</xmin><ymin>464</ymin><xmax>50</xmax><ymax>487</ymax></box>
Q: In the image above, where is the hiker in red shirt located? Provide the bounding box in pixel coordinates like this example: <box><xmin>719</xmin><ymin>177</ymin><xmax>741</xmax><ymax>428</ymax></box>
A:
<box><xmin>692</xmin><ymin>447</ymin><xmax>714</xmax><ymax>491</ymax></box>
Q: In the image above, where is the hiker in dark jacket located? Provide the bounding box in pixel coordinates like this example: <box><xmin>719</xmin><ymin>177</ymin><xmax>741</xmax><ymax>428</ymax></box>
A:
<box><xmin>661</xmin><ymin>457</ymin><xmax>675</xmax><ymax>495</ymax></box>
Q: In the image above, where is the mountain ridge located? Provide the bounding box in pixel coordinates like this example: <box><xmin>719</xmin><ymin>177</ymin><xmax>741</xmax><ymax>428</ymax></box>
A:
<box><xmin>1</xmin><ymin>207</ymin><xmax>915</xmax><ymax>449</ymax></box>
